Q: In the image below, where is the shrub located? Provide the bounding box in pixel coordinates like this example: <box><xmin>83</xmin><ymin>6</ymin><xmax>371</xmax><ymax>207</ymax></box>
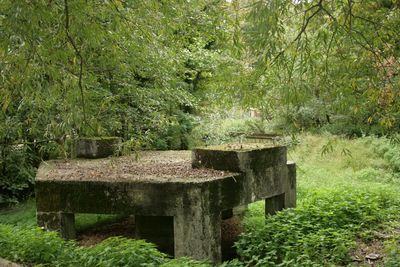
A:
<box><xmin>76</xmin><ymin>237</ymin><xmax>167</xmax><ymax>267</ymax></box>
<box><xmin>189</xmin><ymin>117</ymin><xmax>252</xmax><ymax>147</ymax></box>
<box><xmin>370</xmin><ymin>136</ymin><xmax>400</xmax><ymax>174</ymax></box>
<box><xmin>354</xmin><ymin>167</ymin><xmax>394</xmax><ymax>183</ymax></box>
<box><xmin>150</xmin><ymin>111</ymin><xmax>195</xmax><ymax>150</ymax></box>
<box><xmin>0</xmin><ymin>225</ymin><xmax>167</xmax><ymax>266</ymax></box>
<box><xmin>384</xmin><ymin>238</ymin><xmax>400</xmax><ymax>267</ymax></box>
<box><xmin>0</xmin><ymin>224</ymin><xmax>217</xmax><ymax>267</ymax></box>
<box><xmin>160</xmin><ymin>257</ymin><xmax>211</xmax><ymax>267</ymax></box>
<box><xmin>235</xmin><ymin>188</ymin><xmax>400</xmax><ymax>266</ymax></box>
<box><xmin>0</xmin><ymin>144</ymin><xmax>36</xmax><ymax>206</ymax></box>
<box><xmin>0</xmin><ymin>224</ymin><xmax>73</xmax><ymax>265</ymax></box>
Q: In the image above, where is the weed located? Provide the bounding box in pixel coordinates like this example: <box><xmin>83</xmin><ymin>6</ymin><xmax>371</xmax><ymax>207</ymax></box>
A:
<box><xmin>237</xmin><ymin>188</ymin><xmax>400</xmax><ymax>266</ymax></box>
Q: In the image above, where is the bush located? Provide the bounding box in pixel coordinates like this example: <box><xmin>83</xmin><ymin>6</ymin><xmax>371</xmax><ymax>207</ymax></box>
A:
<box><xmin>0</xmin><ymin>144</ymin><xmax>36</xmax><ymax>206</ymax></box>
<box><xmin>0</xmin><ymin>225</ymin><xmax>167</xmax><ymax>266</ymax></box>
<box><xmin>0</xmin><ymin>225</ymin><xmax>73</xmax><ymax>265</ymax></box>
<box><xmin>150</xmin><ymin>111</ymin><xmax>195</xmax><ymax>150</ymax></box>
<box><xmin>160</xmin><ymin>257</ymin><xmax>211</xmax><ymax>267</ymax></box>
<box><xmin>189</xmin><ymin>117</ymin><xmax>253</xmax><ymax>147</ymax></box>
<box><xmin>0</xmin><ymin>224</ymin><xmax>216</xmax><ymax>267</ymax></box>
<box><xmin>384</xmin><ymin>238</ymin><xmax>400</xmax><ymax>267</ymax></box>
<box><xmin>235</xmin><ymin>188</ymin><xmax>400</xmax><ymax>266</ymax></box>
<box><xmin>370</xmin><ymin>136</ymin><xmax>400</xmax><ymax>174</ymax></box>
<box><xmin>76</xmin><ymin>237</ymin><xmax>167</xmax><ymax>267</ymax></box>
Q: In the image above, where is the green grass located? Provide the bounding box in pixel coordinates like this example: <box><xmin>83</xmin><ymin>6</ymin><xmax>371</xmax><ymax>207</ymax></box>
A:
<box><xmin>1</xmin><ymin>133</ymin><xmax>400</xmax><ymax>266</ymax></box>
<box><xmin>240</xmin><ymin>134</ymin><xmax>400</xmax><ymax>266</ymax></box>
<box><xmin>290</xmin><ymin>134</ymin><xmax>396</xmax><ymax>190</ymax></box>
<box><xmin>0</xmin><ymin>199</ymin><xmax>37</xmax><ymax>227</ymax></box>
<box><xmin>0</xmin><ymin>199</ymin><xmax>122</xmax><ymax>232</ymax></box>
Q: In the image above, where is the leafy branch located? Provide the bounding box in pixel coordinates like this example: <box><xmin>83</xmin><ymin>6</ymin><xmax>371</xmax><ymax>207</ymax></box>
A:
<box><xmin>64</xmin><ymin>0</ymin><xmax>87</xmax><ymax>124</ymax></box>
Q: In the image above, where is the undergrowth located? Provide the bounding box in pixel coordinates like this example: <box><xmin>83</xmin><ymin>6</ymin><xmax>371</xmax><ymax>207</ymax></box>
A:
<box><xmin>0</xmin><ymin>225</ymin><xmax>212</xmax><ymax>267</ymax></box>
<box><xmin>236</xmin><ymin>188</ymin><xmax>400</xmax><ymax>266</ymax></box>
<box><xmin>1</xmin><ymin>134</ymin><xmax>400</xmax><ymax>266</ymax></box>
<box><xmin>0</xmin><ymin>225</ymin><xmax>167</xmax><ymax>266</ymax></box>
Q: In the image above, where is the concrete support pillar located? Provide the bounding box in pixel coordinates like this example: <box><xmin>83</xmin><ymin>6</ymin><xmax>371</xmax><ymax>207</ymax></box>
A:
<box><xmin>265</xmin><ymin>162</ymin><xmax>296</xmax><ymax>217</ymax></box>
<box><xmin>265</xmin><ymin>193</ymin><xmax>285</xmax><ymax>216</ymax></box>
<box><xmin>285</xmin><ymin>161</ymin><xmax>297</xmax><ymax>208</ymax></box>
<box><xmin>174</xmin><ymin>209</ymin><xmax>222</xmax><ymax>263</ymax></box>
<box><xmin>134</xmin><ymin>216</ymin><xmax>174</xmax><ymax>256</ymax></box>
<box><xmin>37</xmin><ymin>212</ymin><xmax>76</xmax><ymax>239</ymax></box>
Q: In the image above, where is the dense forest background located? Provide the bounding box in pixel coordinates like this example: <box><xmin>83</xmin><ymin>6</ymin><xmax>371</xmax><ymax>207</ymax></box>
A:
<box><xmin>1</xmin><ymin>0</ymin><xmax>400</xmax><ymax>204</ymax></box>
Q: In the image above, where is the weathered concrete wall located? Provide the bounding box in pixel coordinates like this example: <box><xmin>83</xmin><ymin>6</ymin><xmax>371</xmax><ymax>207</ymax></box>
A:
<box><xmin>36</xmin><ymin>145</ymin><xmax>296</xmax><ymax>264</ymax></box>
<box><xmin>285</xmin><ymin>161</ymin><xmax>296</xmax><ymax>208</ymax></box>
<box><xmin>135</xmin><ymin>216</ymin><xmax>174</xmax><ymax>256</ymax></box>
<box><xmin>35</xmin><ymin>176</ymin><xmax>247</xmax><ymax>216</ymax></box>
<box><xmin>76</xmin><ymin>137</ymin><xmax>120</xmax><ymax>158</ymax></box>
<box><xmin>192</xmin><ymin>146</ymin><xmax>291</xmax><ymax>205</ymax></box>
<box><xmin>37</xmin><ymin>211</ymin><xmax>75</xmax><ymax>239</ymax></box>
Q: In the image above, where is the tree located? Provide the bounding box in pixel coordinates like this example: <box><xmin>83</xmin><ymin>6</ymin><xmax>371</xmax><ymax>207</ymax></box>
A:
<box><xmin>0</xmin><ymin>0</ymin><xmax>234</xmax><ymax>204</ymax></box>
<box><xmin>239</xmin><ymin>0</ymin><xmax>400</xmax><ymax>134</ymax></box>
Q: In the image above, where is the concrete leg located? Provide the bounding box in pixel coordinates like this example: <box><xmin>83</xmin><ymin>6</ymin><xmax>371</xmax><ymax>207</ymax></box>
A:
<box><xmin>174</xmin><ymin>210</ymin><xmax>222</xmax><ymax>263</ymax></box>
<box><xmin>135</xmin><ymin>216</ymin><xmax>174</xmax><ymax>256</ymax></box>
<box><xmin>285</xmin><ymin>161</ymin><xmax>297</xmax><ymax>208</ymax></box>
<box><xmin>265</xmin><ymin>193</ymin><xmax>285</xmax><ymax>216</ymax></box>
<box><xmin>37</xmin><ymin>212</ymin><xmax>76</xmax><ymax>239</ymax></box>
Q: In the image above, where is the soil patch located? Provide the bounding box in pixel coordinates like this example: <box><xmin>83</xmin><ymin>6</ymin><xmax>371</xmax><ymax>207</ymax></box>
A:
<box><xmin>351</xmin><ymin>239</ymin><xmax>385</xmax><ymax>266</ymax></box>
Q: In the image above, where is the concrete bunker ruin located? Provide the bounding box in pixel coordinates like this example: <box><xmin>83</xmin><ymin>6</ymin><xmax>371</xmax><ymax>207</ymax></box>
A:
<box><xmin>35</xmin><ymin>144</ymin><xmax>296</xmax><ymax>264</ymax></box>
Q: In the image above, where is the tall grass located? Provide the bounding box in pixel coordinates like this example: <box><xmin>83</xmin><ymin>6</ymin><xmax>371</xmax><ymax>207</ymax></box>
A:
<box><xmin>1</xmin><ymin>133</ymin><xmax>400</xmax><ymax>266</ymax></box>
<box><xmin>238</xmin><ymin>134</ymin><xmax>400</xmax><ymax>266</ymax></box>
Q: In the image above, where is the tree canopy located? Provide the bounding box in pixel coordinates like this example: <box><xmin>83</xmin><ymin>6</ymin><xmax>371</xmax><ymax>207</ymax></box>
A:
<box><xmin>1</xmin><ymin>0</ymin><xmax>400</xmax><ymax>203</ymax></box>
<box><xmin>0</xmin><ymin>0</ymin><xmax>235</xmax><ymax>148</ymax></box>
<box><xmin>239</xmin><ymin>0</ymin><xmax>400</xmax><ymax>134</ymax></box>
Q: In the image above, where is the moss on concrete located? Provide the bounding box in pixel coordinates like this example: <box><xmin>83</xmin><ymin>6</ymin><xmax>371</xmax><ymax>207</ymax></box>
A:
<box><xmin>76</xmin><ymin>137</ymin><xmax>120</xmax><ymax>159</ymax></box>
<box><xmin>194</xmin><ymin>143</ymin><xmax>275</xmax><ymax>151</ymax></box>
<box><xmin>35</xmin><ymin>145</ymin><xmax>296</xmax><ymax>264</ymax></box>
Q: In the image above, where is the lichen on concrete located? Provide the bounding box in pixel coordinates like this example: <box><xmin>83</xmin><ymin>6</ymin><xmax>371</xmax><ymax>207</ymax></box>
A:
<box><xmin>35</xmin><ymin>143</ymin><xmax>296</xmax><ymax>264</ymax></box>
<box><xmin>76</xmin><ymin>137</ymin><xmax>120</xmax><ymax>159</ymax></box>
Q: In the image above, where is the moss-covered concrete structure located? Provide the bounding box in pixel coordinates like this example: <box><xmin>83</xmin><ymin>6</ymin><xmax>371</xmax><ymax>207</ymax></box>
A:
<box><xmin>36</xmin><ymin>145</ymin><xmax>296</xmax><ymax>263</ymax></box>
<box><xmin>75</xmin><ymin>137</ymin><xmax>120</xmax><ymax>159</ymax></box>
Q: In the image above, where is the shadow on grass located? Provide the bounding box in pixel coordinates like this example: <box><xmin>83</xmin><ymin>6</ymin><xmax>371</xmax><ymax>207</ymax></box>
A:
<box><xmin>0</xmin><ymin>198</ymin><xmax>123</xmax><ymax>232</ymax></box>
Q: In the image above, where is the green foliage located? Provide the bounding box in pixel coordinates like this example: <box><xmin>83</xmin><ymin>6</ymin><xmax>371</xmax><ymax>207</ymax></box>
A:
<box><xmin>0</xmin><ymin>224</ymin><xmax>75</xmax><ymax>265</ymax></box>
<box><xmin>236</xmin><ymin>188</ymin><xmax>400</xmax><ymax>266</ymax></box>
<box><xmin>0</xmin><ymin>144</ymin><xmax>36</xmax><ymax>206</ymax></box>
<box><xmin>239</xmin><ymin>0</ymin><xmax>400</xmax><ymax>135</ymax></box>
<box><xmin>384</xmin><ymin>237</ymin><xmax>400</xmax><ymax>267</ymax></box>
<box><xmin>0</xmin><ymin>0</ymin><xmax>234</xmax><ymax>143</ymax></box>
<box><xmin>160</xmin><ymin>257</ymin><xmax>211</xmax><ymax>267</ymax></box>
<box><xmin>150</xmin><ymin>111</ymin><xmax>195</xmax><ymax>150</ymax></box>
<box><xmin>0</xmin><ymin>224</ymin><xmax>217</xmax><ymax>267</ymax></box>
<box><xmin>233</xmin><ymin>134</ymin><xmax>400</xmax><ymax>266</ymax></box>
<box><xmin>1</xmin><ymin>134</ymin><xmax>400</xmax><ymax>266</ymax></box>
<box><xmin>75</xmin><ymin>237</ymin><xmax>167</xmax><ymax>267</ymax></box>
<box><xmin>368</xmin><ymin>136</ymin><xmax>400</xmax><ymax>174</ymax></box>
<box><xmin>0</xmin><ymin>0</ymin><xmax>238</xmax><ymax>204</ymax></box>
<box><xmin>0</xmin><ymin>199</ymin><xmax>36</xmax><ymax>227</ymax></box>
<box><xmin>0</xmin><ymin>225</ymin><xmax>166</xmax><ymax>266</ymax></box>
<box><xmin>189</xmin><ymin>113</ymin><xmax>259</xmax><ymax>147</ymax></box>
